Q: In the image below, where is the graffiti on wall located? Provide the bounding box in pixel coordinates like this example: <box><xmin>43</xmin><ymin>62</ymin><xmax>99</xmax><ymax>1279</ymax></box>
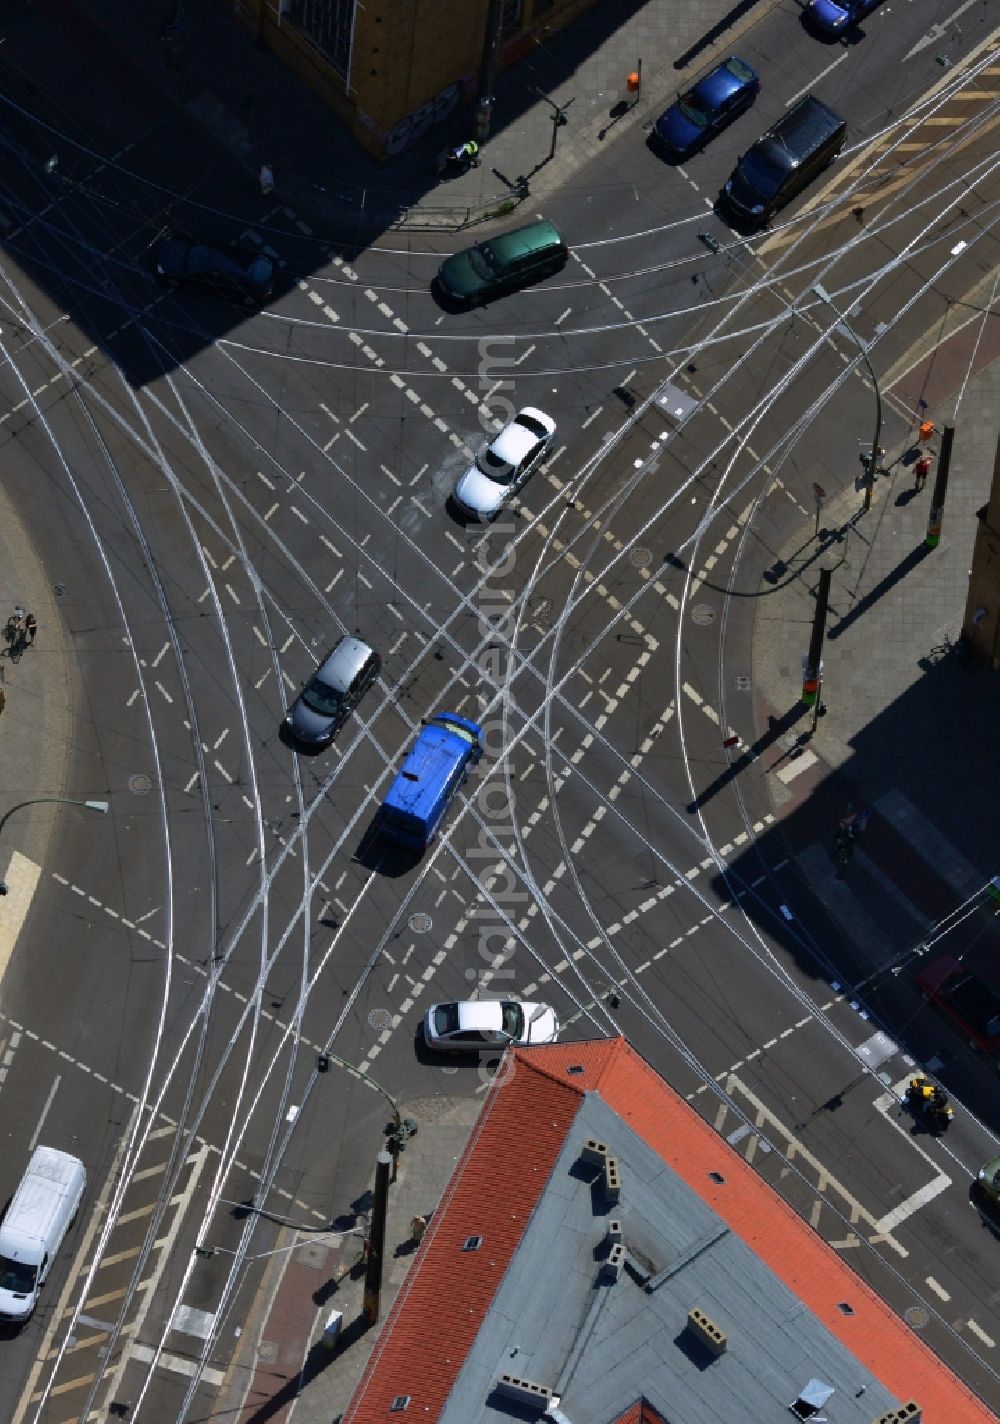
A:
<box><xmin>384</xmin><ymin>80</ymin><xmax>470</xmax><ymax>155</ymax></box>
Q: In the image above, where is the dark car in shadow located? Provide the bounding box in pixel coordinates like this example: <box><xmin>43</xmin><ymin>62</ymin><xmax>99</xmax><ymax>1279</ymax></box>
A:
<box><xmin>155</xmin><ymin>234</ymin><xmax>276</xmax><ymax>306</ymax></box>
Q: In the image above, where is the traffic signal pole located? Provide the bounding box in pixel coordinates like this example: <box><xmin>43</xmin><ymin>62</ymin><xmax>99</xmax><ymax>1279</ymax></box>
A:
<box><xmin>801</xmin><ymin>567</ymin><xmax>832</xmax><ymax>707</ymax></box>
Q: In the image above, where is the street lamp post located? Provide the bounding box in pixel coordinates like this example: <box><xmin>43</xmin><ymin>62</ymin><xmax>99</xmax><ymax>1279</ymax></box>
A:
<box><xmin>812</xmin><ymin>282</ymin><xmax>882</xmax><ymax>513</ymax></box>
<box><xmin>0</xmin><ymin>798</ymin><xmax>109</xmax><ymax>894</ymax></box>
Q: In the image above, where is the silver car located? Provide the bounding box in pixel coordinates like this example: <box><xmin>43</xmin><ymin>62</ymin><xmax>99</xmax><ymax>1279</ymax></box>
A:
<box><xmin>452</xmin><ymin>407</ymin><xmax>556</xmax><ymax>520</ymax></box>
<box><xmin>422</xmin><ymin>999</ymin><xmax>559</xmax><ymax>1053</ymax></box>
<box><xmin>284</xmin><ymin>635</ymin><xmax>380</xmax><ymax>745</ymax></box>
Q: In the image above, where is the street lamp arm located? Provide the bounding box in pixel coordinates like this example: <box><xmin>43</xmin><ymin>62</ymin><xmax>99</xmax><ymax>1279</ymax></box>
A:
<box><xmin>0</xmin><ymin>796</ymin><xmax>109</xmax><ymax>841</ymax></box>
<box><xmin>320</xmin><ymin>1049</ymin><xmax>401</xmax><ymax>1127</ymax></box>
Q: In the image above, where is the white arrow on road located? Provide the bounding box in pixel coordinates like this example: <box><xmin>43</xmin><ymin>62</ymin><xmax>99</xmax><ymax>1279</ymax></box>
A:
<box><xmin>905</xmin><ymin>0</ymin><xmax>983</xmax><ymax>59</ymax></box>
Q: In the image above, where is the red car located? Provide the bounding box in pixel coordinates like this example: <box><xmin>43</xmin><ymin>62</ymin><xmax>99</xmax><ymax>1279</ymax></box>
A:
<box><xmin>916</xmin><ymin>955</ymin><xmax>1000</xmax><ymax>1053</ymax></box>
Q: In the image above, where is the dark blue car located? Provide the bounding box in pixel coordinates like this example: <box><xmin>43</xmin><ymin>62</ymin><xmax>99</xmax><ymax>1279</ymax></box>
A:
<box><xmin>806</xmin><ymin>0</ymin><xmax>880</xmax><ymax>35</ymax></box>
<box><xmin>652</xmin><ymin>57</ymin><xmax>759</xmax><ymax>161</ymax></box>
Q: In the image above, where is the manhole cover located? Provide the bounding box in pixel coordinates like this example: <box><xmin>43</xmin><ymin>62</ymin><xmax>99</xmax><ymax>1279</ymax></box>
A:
<box><xmin>368</xmin><ymin>1007</ymin><xmax>392</xmax><ymax>1031</ymax></box>
<box><xmin>904</xmin><ymin>1306</ymin><xmax>929</xmax><ymax>1330</ymax></box>
<box><xmin>409</xmin><ymin>911</ymin><xmax>432</xmax><ymax>933</ymax></box>
<box><xmin>691</xmin><ymin>604</ymin><xmax>716</xmax><ymax>626</ymax></box>
<box><xmin>630</xmin><ymin>547</ymin><xmax>653</xmax><ymax>568</ymax></box>
<box><xmin>54</xmin><ymin>583</ymin><xmax>68</xmax><ymax>598</ymax></box>
<box><xmin>735</xmin><ymin>675</ymin><xmax>751</xmax><ymax>691</ymax></box>
<box><xmin>129</xmin><ymin>773</ymin><xmax>152</xmax><ymax>795</ymax></box>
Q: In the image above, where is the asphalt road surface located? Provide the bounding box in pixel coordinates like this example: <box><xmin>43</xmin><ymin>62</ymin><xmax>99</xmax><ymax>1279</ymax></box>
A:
<box><xmin>0</xmin><ymin>2</ymin><xmax>999</xmax><ymax>1420</ymax></box>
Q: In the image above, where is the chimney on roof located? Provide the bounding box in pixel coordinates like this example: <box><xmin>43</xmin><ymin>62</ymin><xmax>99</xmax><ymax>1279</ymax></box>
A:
<box><xmin>869</xmin><ymin>1405</ymin><xmax>921</xmax><ymax>1424</ymax></box>
<box><xmin>601</xmin><ymin>1243</ymin><xmax>625</xmax><ymax>1283</ymax></box>
<box><xmin>687</xmin><ymin>1307</ymin><xmax>727</xmax><ymax>1357</ymax></box>
<box><xmin>497</xmin><ymin>1374</ymin><xmax>557</xmax><ymax>1411</ymax></box>
<box><xmin>581</xmin><ymin>1137</ymin><xmax>608</xmax><ymax>1167</ymax></box>
<box><xmin>604</xmin><ymin>1156</ymin><xmax>621</xmax><ymax>1204</ymax></box>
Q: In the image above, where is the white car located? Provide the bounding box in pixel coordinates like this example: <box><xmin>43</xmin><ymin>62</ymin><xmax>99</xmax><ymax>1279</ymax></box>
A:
<box><xmin>422</xmin><ymin>999</ymin><xmax>559</xmax><ymax>1053</ymax></box>
<box><xmin>452</xmin><ymin>407</ymin><xmax>556</xmax><ymax>520</ymax></box>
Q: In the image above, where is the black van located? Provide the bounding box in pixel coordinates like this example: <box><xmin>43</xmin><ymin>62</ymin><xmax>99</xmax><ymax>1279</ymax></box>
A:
<box><xmin>720</xmin><ymin>95</ymin><xmax>846</xmax><ymax>225</ymax></box>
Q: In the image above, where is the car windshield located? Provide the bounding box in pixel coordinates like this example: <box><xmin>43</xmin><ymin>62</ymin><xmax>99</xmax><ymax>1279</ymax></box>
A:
<box><xmin>469</xmin><ymin>245</ymin><xmax>497</xmax><ymax>277</ymax></box>
<box><xmin>433</xmin><ymin>1004</ymin><xmax>460</xmax><ymax>1035</ymax></box>
<box><xmin>301</xmin><ymin>677</ymin><xmax>345</xmax><ymax>717</ymax></box>
<box><xmin>501</xmin><ymin>1002</ymin><xmax>524</xmax><ymax>1038</ymax></box>
<box><xmin>0</xmin><ymin>1255</ymin><xmax>36</xmax><ymax>1293</ymax></box>
<box><xmin>738</xmin><ymin>148</ymin><xmax>784</xmax><ymax>197</ymax></box>
<box><xmin>677</xmin><ymin>93</ymin><xmax>710</xmax><ymax>128</ymax></box>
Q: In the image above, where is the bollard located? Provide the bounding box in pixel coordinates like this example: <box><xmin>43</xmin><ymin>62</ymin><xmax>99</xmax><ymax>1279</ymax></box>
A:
<box><xmin>322</xmin><ymin>1309</ymin><xmax>343</xmax><ymax>1349</ymax></box>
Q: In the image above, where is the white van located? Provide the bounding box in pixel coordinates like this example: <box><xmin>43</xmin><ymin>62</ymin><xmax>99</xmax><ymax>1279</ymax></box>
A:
<box><xmin>0</xmin><ymin>1146</ymin><xmax>86</xmax><ymax>1320</ymax></box>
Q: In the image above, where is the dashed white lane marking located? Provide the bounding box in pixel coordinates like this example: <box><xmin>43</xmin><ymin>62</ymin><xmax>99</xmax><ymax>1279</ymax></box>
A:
<box><xmin>775</xmin><ymin>748</ymin><xmax>819</xmax><ymax>784</ymax></box>
<box><xmin>129</xmin><ymin>1344</ymin><xmax>225</xmax><ymax>1388</ymax></box>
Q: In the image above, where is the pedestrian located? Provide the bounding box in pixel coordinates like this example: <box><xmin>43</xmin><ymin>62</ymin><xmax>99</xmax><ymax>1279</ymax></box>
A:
<box><xmin>6</xmin><ymin>606</ymin><xmax>24</xmax><ymax>647</ymax></box>
<box><xmin>0</xmin><ymin>686</ymin><xmax>5</xmax><ymax>717</ymax></box>
<box><xmin>914</xmin><ymin>452</ymin><xmax>932</xmax><ymax>492</ymax></box>
<box><xmin>24</xmin><ymin>612</ymin><xmax>36</xmax><ymax>646</ymax></box>
<box><xmin>259</xmin><ymin>162</ymin><xmax>275</xmax><ymax>198</ymax></box>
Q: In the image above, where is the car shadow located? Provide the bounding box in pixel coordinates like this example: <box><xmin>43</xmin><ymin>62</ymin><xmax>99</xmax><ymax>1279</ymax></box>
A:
<box><xmin>800</xmin><ymin>13</ymin><xmax>867</xmax><ymax>46</ymax></box>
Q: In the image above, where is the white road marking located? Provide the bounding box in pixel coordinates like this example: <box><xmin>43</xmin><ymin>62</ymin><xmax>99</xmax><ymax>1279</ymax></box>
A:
<box><xmin>906</xmin><ymin>0</ymin><xmax>982</xmax><ymax>58</ymax></box>
<box><xmin>775</xmin><ymin>748</ymin><xmax>818</xmax><ymax>784</ymax></box>
<box><xmin>785</xmin><ymin>51</ymin><xmax>849</xmax><ymax>109</ymax></box>
<box><xmin>29</xmin><ymin>1075</ymin><xmax>61</xmax><ymax>1150</ymax></box>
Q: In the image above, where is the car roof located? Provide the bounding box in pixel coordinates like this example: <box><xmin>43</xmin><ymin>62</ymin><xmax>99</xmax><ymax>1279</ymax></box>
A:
<box><xmin>482</xmin><ymin>219</ymin><xmax>564</xmax><ymax>265</ymax></box>
<box><xmin>316</xmin><ymin>635</ymin><xmax>374</xmax><ymax>691</ymax></box>
<box><xmin>454</xmin><ymin>1001</ymin><xmax>505</xmax><ymax>1032</ymax></box>
<box><xmin>488</xmin><ymin>418</ymin><xmax>537</xmax><ymax>467</ymax></box>
<box><xmin>694</xmin><ymin>57</ymin><xmax>755</xmax><ymax>105</ymax></box>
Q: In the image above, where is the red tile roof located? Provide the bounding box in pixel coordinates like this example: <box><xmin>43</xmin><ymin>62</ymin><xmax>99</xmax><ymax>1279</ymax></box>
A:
<box><xmin>609</xmin><ymin>1400</ymin><xmax>666</xmax><ymax>1424</ymax></box>
<box><xmin>345</xmin><ymin>1037</ymin><xmax>994</xmax><ymax>1424</ymax></box>
<box><xmin>344</xmin><ymin>1051</ymin><xmax>583</xmax><ymax>1424</ymax></box>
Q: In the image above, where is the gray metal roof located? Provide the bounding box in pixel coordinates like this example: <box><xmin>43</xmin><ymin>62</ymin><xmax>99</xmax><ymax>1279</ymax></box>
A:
<box><xmin>437</xmin><ymin>1093</ymin><xmax>898</xmax><ymax>1424</ymax></box>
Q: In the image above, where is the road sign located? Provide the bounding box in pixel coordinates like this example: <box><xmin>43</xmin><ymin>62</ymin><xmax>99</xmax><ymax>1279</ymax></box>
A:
<box><xmin>812</xmin><ymin>483</ymin><xmax>826</xmax><ymax>500</ymax></box>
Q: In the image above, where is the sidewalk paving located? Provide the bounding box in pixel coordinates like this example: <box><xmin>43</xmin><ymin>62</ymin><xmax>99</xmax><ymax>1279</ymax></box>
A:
<box><xmin>216</xmin><ymin>1093</ymin><xmax>481</xmax><ymax>1424</ymax></box>
<box><xmin>752</xmin><ymin>347</ymin><xmax>1000</xmax><ymax>983</ymax></box>
<box><xmin>49</xmin><ymin>0</ymin><xmax>784</xmax><ymax>234</ymax></box>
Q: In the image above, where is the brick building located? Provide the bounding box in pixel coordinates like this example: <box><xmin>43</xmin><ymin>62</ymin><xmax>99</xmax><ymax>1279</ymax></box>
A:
<box><xmin>233</xmin><ymin>0</ymin><xmax>599</xmax><ymax>160</ymax></box>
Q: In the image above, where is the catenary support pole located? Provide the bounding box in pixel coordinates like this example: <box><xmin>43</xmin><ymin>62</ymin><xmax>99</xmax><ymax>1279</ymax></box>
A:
<box><xmin>925</xmin><ymin>424</ymin><xmax>955</xmax><ymax>548</ymax></box>
<box><xmin>362</xmin><ymin>1151</ymin><xmax>393</xmax><ymax>1326</ymax></box>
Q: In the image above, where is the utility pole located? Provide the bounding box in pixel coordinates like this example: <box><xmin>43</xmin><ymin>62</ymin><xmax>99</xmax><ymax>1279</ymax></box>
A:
<box><xmin>925</xmin><ymin>424</ymin><xmax>954</xmax><ymax>549</ymax></box>
<box><xmin>362</xmin><ymin>1151</ymin><xmax>392</xmax><ymax>1327</ymax></box>
<box><xmin>801</xmin><ymin>566</ymin><xmax>832</xmax><ymax>707</ymax></box>
<box><xmin>476</xmin><ymin>0</ymin><xmax>504</xmax><ymax>142</ymax></box>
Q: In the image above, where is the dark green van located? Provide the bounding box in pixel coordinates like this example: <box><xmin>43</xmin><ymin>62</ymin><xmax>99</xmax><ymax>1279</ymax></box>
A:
<box><xmin>436</xmin><ymin>218</ymin><xmax>568</xmax><ymax>304</ymax></box>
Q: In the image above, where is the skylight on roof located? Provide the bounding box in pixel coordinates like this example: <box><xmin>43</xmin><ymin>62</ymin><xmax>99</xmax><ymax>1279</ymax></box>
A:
<box><xmin>389</xmin><ymin>1395</ymin><xmax>411</xmax><ymax>1412</ymax></box>
<box><xmin>462</xmin><ymin>1235</ymin><xmax>483</xmax><ymax>1252</ymax></box>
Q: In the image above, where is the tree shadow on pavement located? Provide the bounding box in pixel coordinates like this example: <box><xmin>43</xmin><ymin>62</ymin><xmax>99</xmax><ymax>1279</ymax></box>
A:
<box><xmin>674</xmin><ymin>0</ymin><xmax>764</xmax><ymax>68</ymax></box>
<box><xmin>687</xmin><ymin>701</ymin><xmax>809</xmax><ymax>814</ymax></box>
<box><xmin>828</xmin><ymin>542</ymin><xmax>932</xmax><ymax>640</ymax></box>
<box><xmin>240</xmin><ymin>1318</ymin><xmax>372</xmax><ymax>1424</ymax></box>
